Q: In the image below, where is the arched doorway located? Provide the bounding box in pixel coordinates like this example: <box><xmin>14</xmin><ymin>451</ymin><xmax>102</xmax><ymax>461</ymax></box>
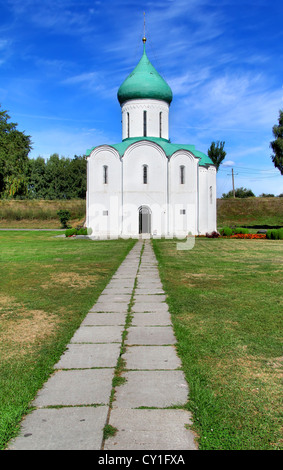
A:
<box><xmin>139</xmin><ymin>206</ymin><xmax>151</xmax><ymax>234</ymax></box>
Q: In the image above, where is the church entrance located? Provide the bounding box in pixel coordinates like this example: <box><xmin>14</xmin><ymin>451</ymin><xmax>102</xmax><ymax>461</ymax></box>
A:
<box><xmin>139</xmin><ymin>206</ymin><xmax>151</xmax><ymax>234</ymax></box>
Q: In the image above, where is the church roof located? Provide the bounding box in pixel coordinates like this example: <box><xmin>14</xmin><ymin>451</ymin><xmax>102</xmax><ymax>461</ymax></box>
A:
<box><xmin>117</xmin><ymin>43</ymin><xmax>173</xmax><ymax>105</ymax></box>
<box><xmin>86</xmin><ymin>137</ymin><xmax>214</xmax><ymax>167</ymax></box>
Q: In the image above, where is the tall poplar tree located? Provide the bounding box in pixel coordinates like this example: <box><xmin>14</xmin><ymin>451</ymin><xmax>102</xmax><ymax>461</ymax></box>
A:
<box><xmin>207</xmin><ymin>141</ymin><xmax>226</xmax><ymax>171</ymax></box>
<box><xmin>270</xmin><ymin>110</ymin><xmax>283</xmax><ymax>175</ymax></box>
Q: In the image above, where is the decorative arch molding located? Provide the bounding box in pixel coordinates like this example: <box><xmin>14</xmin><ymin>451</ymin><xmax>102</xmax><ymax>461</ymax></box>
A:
<box><xmin>169</xmin><ymin>150</ymin><xmax>198</xmax><ymax>164</ymax></box>
<box><xmin>122</xmin><ymin>140</ymin><xmax>168</xmax><ymax>162</ymax></box>
<box><xmin>88</xmin><ymin>145</ymin><xmax>120</xmax><ymax>161</ymax></box>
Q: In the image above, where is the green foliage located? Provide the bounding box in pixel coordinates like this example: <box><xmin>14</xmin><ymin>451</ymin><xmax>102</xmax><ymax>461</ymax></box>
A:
<box><xmin>266</xmin><ymin>228</ymin><xmax>283</xmax><ymax>240</ymax></box>
<box><xmin>222</xmin><ymin>187</ymin><xmax>255</xmax><ymax>198</ymax></box>
<box><xmin>26</xmin><ymin>154</ymin><xmax>87</xmax><ymax>200</ymax></box>
<box><xmin>103</xmin><ymin>425</ymin><xmax>118</xmax><ymax>440</ymax></box>
<box><xmin>220</xmin><ymin>227</ymin><xmax>250</xmax><ymax>236</ymax></box>
<box><xmin>0</xmin><ymin>105</ymin><xmax>32</xmax><ymax>198</ymax></box>
<box><xmin>270</xmin><ymin>109</ymin><xmax>283</xmax><ymax>175</ymax></box>
<box><xmin>221</xmin><ymin>227</ymin><xmax>233</xmax><ymax>236</ymax></box>
<box><xmin>207</xmin><ymin>141</ymin><xmax>226</xmax><ymax>171</ymax></box>
<box><xmin>65</xmin><ymin>228</ymin><xmax>76</xmax><ymax>237</ymax></box>
<box><xmin>65</xmin><ymin>227</ymin><xmax>88</xmax><ymax>237</ymax></box>
<box><xmin>57</xmin><ymin>209</ymin><xmax>71</xmax><ymax>228</ymax></box>
<box><xmin>233</xmin><ymin>227</ymin><xmax>249</xmax><ymax>234</ymax></box>
<box><xmin>0</xmin><ymin>105</ymin><xmax>87</xmax><ymax>199</ymax></box>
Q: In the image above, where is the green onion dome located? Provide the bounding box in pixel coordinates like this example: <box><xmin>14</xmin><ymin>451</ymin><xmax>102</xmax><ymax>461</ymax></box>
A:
<box><xmin>117</xmin><ymin>42</ymin><xmax>173</xmax><ymax>105</ymax></box>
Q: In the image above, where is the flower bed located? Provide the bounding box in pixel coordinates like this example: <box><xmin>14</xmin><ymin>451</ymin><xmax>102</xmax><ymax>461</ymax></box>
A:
<box><xmin>230</xmin><ymin>233</ymin><xmax>266</xmax><ymax>239</ymax></box>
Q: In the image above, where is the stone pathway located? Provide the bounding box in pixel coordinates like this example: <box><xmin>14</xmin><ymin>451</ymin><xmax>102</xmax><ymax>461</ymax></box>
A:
<box><xmin>8</xmin><ymin>240</ymin><xmax>197</xmax><ymax>451</ymax></box>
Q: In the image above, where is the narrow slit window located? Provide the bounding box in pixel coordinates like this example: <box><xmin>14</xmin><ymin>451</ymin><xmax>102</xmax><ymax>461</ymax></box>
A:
<box><xmin>143</xmin><ymin>164</ymin><xmax>148</xmax><ymax>184</ymax></box>
<box><xmin>210</xmin><ymin>186</ymin><xmax>213</xmax><ymax>204</ymax></box>
<box><xmin>180</xmin><ymin>165</ymin><xmax>185</xmax><ymax>184</ymax></box>
<box><xmin>127</xmin><ymin>112</ymin><xmax>130</xmax><ymax>138</ymax></box>
<box><xmin>103</xmin><ymin>165</ymin><xmax>108</xmax><ymax>184</ymax></box>
<box><xmin>143</xmin><ymin>110</ymin><xmax>147</xmax><ymax>137</ymax></box>
<box><xmin>159</xmin><ymin>112</ymin><xmax>162</xmax><ymax>138</ymax></box>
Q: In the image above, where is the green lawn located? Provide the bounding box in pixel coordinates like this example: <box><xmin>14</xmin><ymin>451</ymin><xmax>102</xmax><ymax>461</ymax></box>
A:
<box><xmin>153</xmin><ymin>238</ymin><xmax>283</xmax><ymax>450</ymax></box>
<box><xmin>0</xmin><ymin>231</ymin><xmax>136</xmax><ymax>449</ymax></box>
<box><xmin>1</xmin><ymin>232</ymin><xmax>282</xmax><ymax>450</ymax></box>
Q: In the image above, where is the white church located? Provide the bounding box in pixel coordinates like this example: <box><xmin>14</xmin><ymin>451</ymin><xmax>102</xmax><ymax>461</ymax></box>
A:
<box><xmin>86</xmin><ymin>38</ymin><xmax>216</xmax><ymax>238</ymax></box>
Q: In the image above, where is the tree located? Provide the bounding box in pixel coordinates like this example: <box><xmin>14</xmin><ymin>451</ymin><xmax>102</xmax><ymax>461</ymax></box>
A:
<box><xmin>270</xmin><ymin>110</ymin><xmax>283</xmax><ymax>175</ymax></box>
<box><xmin>27</xmin><ymin>156</ymin><xmax>47</xmax><ymax>199</ymax></box>
<box><xmin>207</xmin><ymin>141</ymin><xmax>226</xmax><ymax>171</ymax></box>
<box><xmin>222</xmin><ymin>187</ymin><xmax>255</xmax><ymax>198</ymax></box>
<box><xmin>0</xmin><ymin>105</ymin><xmax>32</xmax><ymax>198</ymax></box>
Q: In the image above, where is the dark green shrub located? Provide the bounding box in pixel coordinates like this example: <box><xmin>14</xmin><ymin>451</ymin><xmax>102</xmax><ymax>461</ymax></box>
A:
<box><xmin>221</xmin><ymin>227</ymin><xmax>233</xmax><ymax>237</ymax></box>
<box><xmin>234</xmin><ymin>227</ymin><xmax>249</xmax><ymax>234</ymax></box>
<box><xmin>271</xmin><ymin>229</ymin><xmax>279</xmax><ymax>240</ymax></box>
<box><xmin>267</xmin><ymin>229</ymin><xmax>283</xmax><ymax>240</ymax></box>
<box><xmin>77</xmin><ymin>227</ymin><xmax>87</xmax><ymax>235</ymax></box>
<box><xmin>57</xmin><ymin>209</ymin><xmax>71</xmax><ymax>228</ymax></box>
<box><xmin>65</xmin><ymin>228</ymin><xmax>76</xmax><ymax>237</ymax></box>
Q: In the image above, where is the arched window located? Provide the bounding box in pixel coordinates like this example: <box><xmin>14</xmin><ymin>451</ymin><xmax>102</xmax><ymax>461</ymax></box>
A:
<box><xmin>143</xmin><ymin>111</ymin><xmax>147</xmax><ymax>137</ymax></box>
<box><xmin>180</xmin><ymin>165</ymin><xmax>185</xmax><ymax>184</ymax></box>
<box><xmin>143</xmin><ymin>164</ymin><xmax>148</xmax><ymax>184</ymax></box>
<box><xmin>103</xmin><ymin>165</ymin><xmax>108</xmax><ymax>184</ymax></box>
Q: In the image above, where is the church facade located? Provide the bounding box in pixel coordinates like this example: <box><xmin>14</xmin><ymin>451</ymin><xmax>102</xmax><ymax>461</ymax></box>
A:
<box><xmin>86</xmin><ymin>39</ymin><xmax>216</xmax><ymax>238</ymax></box>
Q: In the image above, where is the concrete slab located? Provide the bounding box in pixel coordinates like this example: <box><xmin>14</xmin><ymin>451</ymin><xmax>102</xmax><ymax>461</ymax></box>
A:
<box><xmin>90</xmin><ymin>303</ymin><xmax>129</xmax><ymax>313</ymax></box>
<box><xmin>124</xmin><ymin>346</ymin><xmax>181</xmax><ymax>370</ymax></box>
<box><xmin>54</xmin><ymin>343</ymin><xmax>121</xmax><ymax>369</ymax></box>
<box><xmin>126</xmin><ymin>326</ymin><xmax>176</xmax><ymax>345</ymax></box>
<box><xmin>106</xmin><ymin>279</ymin><xmax>136</xmax><ymax>286</ymax></box>
<box><xmin>131</xmin><ymin>303</ymin><xmax>169</xmax><ymax>313</ymax></box>
<box><xmin>70</xmin><ymin>325</ymin><xmax>124</xmax><ymax>343</ymax></box>
<box><xmin>82</xmin><ymin>312</ymin><xmax>126</xmax><ymax>326</ymax></box>
<box><xmin>98</xmin><ymin>294</ymin><xmax>132</xmax><ymax>302</ymax></box>
<box><xmin>113</xmin><ymin>370</ymin><xmax>188</xmax><ymax>408</ymax></box>
<box><xmin>104</xmin><ymin>408</ymin><xmax>197</xmax><ymax>450</ymax></box>
<box><xmin>9</xmin><ymin>406</ymin><xmax>108</xmax><ymax>450</ymax></box>
<box><xmin>101</xmin><ymin>288</ymin><xmax>132</xmax><ymax>295</ymax></box>
<box><xmin>135</xmin><ymin>288</ymin><xmax>165</xmax><ymax>294</ymax></box>
<box><xmin>137</xmin><ymin>281</ymin><xmax>163</xmax><ymax>287</ymax></box>
<box><xmin>134</xmin><ymin>294</ymin><xmax>167</xmax><ymax>302</ymax></box>
<box><xmin>33</xmin><ymin>369</ymin><xmax>115</xmax><ymax>407</ymax></box>
<box><xmin>131</xmin><ymin>312</ymin><xmax>171</xmax><ymax>326</ymax></box>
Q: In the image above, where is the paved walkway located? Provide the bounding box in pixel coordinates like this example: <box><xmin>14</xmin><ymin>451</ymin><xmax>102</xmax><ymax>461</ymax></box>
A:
<box><xmin>8</xmin><ymin>240</ymin><xmax>197</xmax><ymax>450</ymax></box>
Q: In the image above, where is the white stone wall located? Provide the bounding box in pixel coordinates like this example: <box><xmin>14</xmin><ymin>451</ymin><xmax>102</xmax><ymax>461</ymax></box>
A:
<box><xmin>87</xmin><ymin>146</ymin><xmax>122</xmax><ymax>238</ymax></box>
<box><xmin>168</xmin><ymin>151</ymin><xmax>199</xmax><ymax>237</ymax></box>
<box><xmin>87</xmin><ymin>141</ymin><xmax>216</xmax><ymax>238</ymax></box>
<box><xmin>121</xmin><ymin>99</ymin><xmax>169</xmax><ymax>140</ymax></box>
<box><xmin>122</xmin><ymin>141</ymin><xmax>168</xmax><ymax>236</ymax></box>
<box><xmin>198</xmin><ymin>165</ymin><xmax>217</xmax><ymax>235</ymax></box>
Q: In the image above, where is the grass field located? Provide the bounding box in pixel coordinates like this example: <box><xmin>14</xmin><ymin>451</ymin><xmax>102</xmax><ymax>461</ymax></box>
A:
<box><xmin>217</xmin><ymin>197</ymin><xmax>283</xmax><ymax>228</ymax></box>
<box><xmin>0</xmin><ymin>231</ymin><xmax>282</xmax><ymax>450</ymax></box>
<box><xmin>153</xmin><ymin>238</ymin><xmax>283</xmax><ymax>450</ymax></box>
<box><xmin>0</xmin><ymin>199</ymin><xmax>85</xmax><ymax>228</ymax></box>
<box><xmin>1</xmin><ymin>197</ymin><xmax>282</xmax><ymax>230</ymax></box>
<box><xmin>0</xmin><ymin>231</ymin><xmax>136</xmax><ymax>449</ymax></box>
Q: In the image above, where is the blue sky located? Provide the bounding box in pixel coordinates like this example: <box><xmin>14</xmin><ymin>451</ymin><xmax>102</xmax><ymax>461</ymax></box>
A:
<box><xmin>0</xmin><ymin>0</ymin><xmax>282</xmax><ymax>197</ymax></box>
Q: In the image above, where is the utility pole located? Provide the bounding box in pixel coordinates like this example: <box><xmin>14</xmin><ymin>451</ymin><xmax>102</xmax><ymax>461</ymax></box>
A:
<box><xmin>227</xmin><ymin>168</ymin><xmax>237</xmax><ymax>198</ymax></box>
<box><xmin>232</xmin><ymin>168</ymin><xmax>235</xmax><ymax>198</ymax></box>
